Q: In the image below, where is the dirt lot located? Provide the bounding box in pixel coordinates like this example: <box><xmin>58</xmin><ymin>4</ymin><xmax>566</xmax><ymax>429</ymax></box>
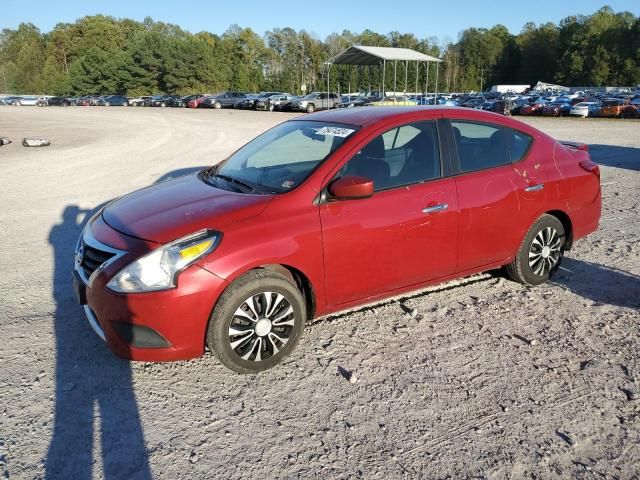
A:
<box><xmin>0</xmin><ymin>107</ymin><xmax>638</xmax><ymax>479</ymax></box>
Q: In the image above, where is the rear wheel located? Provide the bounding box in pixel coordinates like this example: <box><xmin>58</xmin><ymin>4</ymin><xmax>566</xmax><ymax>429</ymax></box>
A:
<box><xmin>207</xmin><ymin>270</ymin><xmax>306</xmax><ymax>374</ymax></box>
<box><xmin>505</xmin><ymin>214</ymin><xmax>566</xmax><ymax>286</ymax></box>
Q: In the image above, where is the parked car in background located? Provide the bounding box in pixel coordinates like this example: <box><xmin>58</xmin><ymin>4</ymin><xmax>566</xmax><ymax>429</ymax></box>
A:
<box><xmin>13</xmin><ymin>96</ymin><xmax>41</xmax><ymax>106</ymax></box>
<box><xmin>178</xmin><ymin>95</ymin><xmax>200</xmax><ymax>107</ymax></box>
<box><xmin>262</xmin><ymin>94</ymin><xmax>295</xmax><ymax>111</ymax></box>
<box><xmin>541</xmin><ymin>101</ymin><xmax>572</xmax><ymax>117</ymax></box>
<box><xmin>73</xmin><ymin>107</ymin><xmax>601</xmax><ymax>373</ymax></box>
<box><xmin>76</xmin><ymin>96</ymin><xmax>92</xmax><ymax>106</ymax></box>
<box><xmin>149</xmin><ymin>95</ymin><xmax>181</xmax><ymax>107</ymax></box>
<box><xmin>46</xmin><ymin>96</ymin><xmax>72</xmax><ymax>106</ymax></box>
<box><xmin>520</xmin><ymin>100</ymin><xmax>549</xmax><ymax>116</ymax></box>
<box><xmin>569</xmin><ymin>102</ymin><xmax>601</xmax><ymax>118</ymax></box>
<box><xmin>600</xmin><ymin>99</ymin><xmax>625</xmax><ymax>118</ymax></box>
<box><xmin>201</xmin><ymin>91</ymin><xmax>247</xmax><ymax>109</ymax></box>
<box><xmin>129</xmin><ymin>96</ymin><xmax>152</xmax><ymax>106</ymax></box>
<box><xmin>254</xmin><ymin>92</ymin><xmax>285</xmax><ymax>110</ymax></box>
<box><xmin>234</xmin><ymin>93</ymin><xmax>260</xmax><ymax>109</ymax></box>
<box><xmin>89</xmin><ymin>95</ymin><xmax>104</xmax><ymax>106</ymax></box>
<box><xmin>187</xmin><ymin>95</ymin><xmax>208</xmax><ymax>108</ymax></box>
<box><xmin>162</xmin><ymin>96</ymin><xmax>186</xmax><ymax>107</ymax></box>
<box><xmin>509</xmin><ymin>98</ymin><xmax>530</xmax><ymax>115</ymax></box>
<box><xmin>0</xmin><ymin>96</ymin><xmax>21</xmax><ymax>105</ymax></box>
<box><xmin>291</xmin><ymin>92</ymin><xmax>340</xmax><ymax>112</ymax></box>
<box><xmin>622</xmin><ymin>96</ymin><xmax>640</xmax><ymax>118</ymax></box>
<box><xmin>272</xmin><ymin>95</ymin><xmax>301</xmax><ymax>112</ymax></box>
<box><xmin>98</xmin><ymin>95</ymin><xmax>129</xmax><ymax>106</ymax></box>
<box><xmin>482</xmin><ymin>99</ymin><xmax>510</xmax><ymax>115</ymax></box>
<box><xmin>342</xmin><ymin>93</ymin><xmax>382</xmax><ymax>108</ymax></box>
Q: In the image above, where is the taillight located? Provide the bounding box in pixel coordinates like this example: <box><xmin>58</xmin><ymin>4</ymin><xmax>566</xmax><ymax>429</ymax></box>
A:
<box><xmin>579</xmin><ymin>159</ymin><xmax>600</xmax><ymax>180</ymax></box>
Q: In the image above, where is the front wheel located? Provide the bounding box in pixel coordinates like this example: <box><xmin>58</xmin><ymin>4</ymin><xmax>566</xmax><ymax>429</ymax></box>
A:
<box><xmin>214</xmin><ymin>101</ymin><xmax>222</xmax><ymax>109</ymax></box>
<box><xmin>505</xmin><ymin>214</ymin><xmax>566</xmax><ymax>286</ymax></box>
<box><xmin>207</xmin><ymin>270</ymin><xmax>306</xmax><ymax>374</ymax></box>
<box><xmin>306</xmin><ymin>104</ymin><xmax>315</xmax><ymax>113</ymax></box>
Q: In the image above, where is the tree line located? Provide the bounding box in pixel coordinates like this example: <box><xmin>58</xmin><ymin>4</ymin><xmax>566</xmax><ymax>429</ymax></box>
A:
<box><xmin>0</xmin><ymin>6</ymin><xmax>638</xmax><ymax>96</ymax></box>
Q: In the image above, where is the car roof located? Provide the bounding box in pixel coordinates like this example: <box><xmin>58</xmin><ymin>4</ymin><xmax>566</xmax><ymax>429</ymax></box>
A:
<box><xmin>302</xmin><ymin>106</ymin><xmax>500</xmax><ymax>127</ymax></box>
<box><xmin>302</xmin><ymin>106</ymin><xmax>547</xmax><ymax>138</ymax></box>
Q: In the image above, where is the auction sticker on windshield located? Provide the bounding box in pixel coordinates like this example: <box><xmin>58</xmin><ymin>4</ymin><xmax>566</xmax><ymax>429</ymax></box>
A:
<box><xmin>313</xmin><ymin>126</ymin><xmax>355</xmax><ymax>137</ymax></box>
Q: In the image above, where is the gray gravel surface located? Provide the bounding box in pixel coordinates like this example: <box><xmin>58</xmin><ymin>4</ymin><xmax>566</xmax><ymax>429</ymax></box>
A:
<box><xmin>0</xmin><ymin>108</ymin><xmax>638</xmax><ymax>479</ymax></box>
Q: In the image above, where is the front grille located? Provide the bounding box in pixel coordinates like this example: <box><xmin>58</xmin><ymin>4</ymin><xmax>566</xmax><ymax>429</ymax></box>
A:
<box><xmin>80</xmin><ymin>242</ymin><xmax>116</xmax><ymax>279</ymax></box>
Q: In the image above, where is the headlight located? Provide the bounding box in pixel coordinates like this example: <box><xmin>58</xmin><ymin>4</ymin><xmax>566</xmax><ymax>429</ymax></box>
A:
<box><xmin>299</xmin><ymin>101</ymin><xmax>307</xmax><ymax>107</ymax></box>
<box><xmin>107</xmin><ymin>230</ymin><xmax>220</xmax><ymax>293</ymax></box>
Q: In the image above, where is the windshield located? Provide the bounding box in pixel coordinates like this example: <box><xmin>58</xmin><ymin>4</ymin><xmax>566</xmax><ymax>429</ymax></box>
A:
<box><xmin>205</xmin><ymin>120</ymin><xmax>358</xmax><ymax>194</ymax></box>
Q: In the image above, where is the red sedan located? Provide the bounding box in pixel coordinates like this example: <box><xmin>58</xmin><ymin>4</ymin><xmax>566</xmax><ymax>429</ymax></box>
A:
<box><xmin>520</xmin><ymin>102</ymin><xmax>547</xmax><ymax>116</ymax></box>
<box><xmin>187</xmin><ymin>95</ymin><xmax>208</xmax><ymax>108</ymax></box>
<box><xmin>74</xmin><ymin>107</ymin><xmax>601</xmax><ymax>373</ymax></box>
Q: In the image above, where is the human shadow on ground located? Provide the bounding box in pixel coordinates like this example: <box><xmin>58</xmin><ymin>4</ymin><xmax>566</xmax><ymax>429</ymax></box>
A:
<box><xmin>46</xmin><ymin>205</ymin><xmax>152</xmax><ymax>479</ymax></box>
<box><xmin>552</xmin><ymin>257</ymin><xmax>640</xmax><ymax>309</ymax></box>
<box><xmin>588</xmin><ymin>144</ymin><xmax>640</xmax><ymax>172</ymax></box>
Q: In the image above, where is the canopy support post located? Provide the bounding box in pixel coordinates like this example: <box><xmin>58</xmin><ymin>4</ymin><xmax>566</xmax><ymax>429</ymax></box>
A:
<box><xmin>382</xmin><ymin>60</ymin><xmax>386</xmax><ymax>106</ymax></box>
<box><xmin>393</xmin><ymin>60</ymin><xmax>397</xmax><ymax>103</ymax></box>
<box><xmin>327</xmin><ymin>62</ymin><xmax>332</xmax><ymax>108</ymax></box>
<box><xmin>425</xmin><ymin>61</ymin><xmax>430</xmax><ymax>99</ymax></box>
<box><xmin>415</xmin><ymin>61</ymin><xmax>419</xmax><ymax>104</ymax></box>
<box><xmin>404</xmin><ymin>60</ymin><xmax>408</xmax><ymax>99</ymax></box>
<box><xmin>435</xmin><ymin>62</ymin><xmax>439</xmax><ymax>104</ymax></box>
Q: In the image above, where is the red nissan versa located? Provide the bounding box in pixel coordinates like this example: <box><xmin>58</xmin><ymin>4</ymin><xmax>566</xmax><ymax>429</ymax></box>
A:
<box><xmin>73</xmin><ymin>107</ymin><xmax>601</xmax><ymax>373</ymax></box>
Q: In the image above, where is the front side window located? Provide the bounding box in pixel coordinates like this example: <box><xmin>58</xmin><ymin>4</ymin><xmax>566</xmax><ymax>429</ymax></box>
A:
<box><xmin>340</xmin><ymin>121</ymin><xmax>440</xmax><ymax>191</ymax></box>
<box><xmin>208</xmin><ymin>121</ymin><xmax>357</xmax><ymax>194</ymax></box>
<box><xmin>451</xmin><ymin>121</ymin><xmax>510</xmax><ymax>172</ymax></box>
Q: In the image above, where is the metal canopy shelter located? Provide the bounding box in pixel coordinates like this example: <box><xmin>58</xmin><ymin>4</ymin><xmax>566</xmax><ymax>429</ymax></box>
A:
<box><xmin>326</xmin><ymin>45</ymin><xmax>443</xmax><ymax>105</ymax></box>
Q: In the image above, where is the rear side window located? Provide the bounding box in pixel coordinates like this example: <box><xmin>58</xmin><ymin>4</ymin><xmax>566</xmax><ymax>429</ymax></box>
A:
<box><xmin>508</xmin><ymin>129</ymin><xmax>533</xmax><ymax>162</ymax></box>
<box><xmin>451</xmin><ymin>121</ymin><xmax>510</xmax><ymax>172</ymax></box>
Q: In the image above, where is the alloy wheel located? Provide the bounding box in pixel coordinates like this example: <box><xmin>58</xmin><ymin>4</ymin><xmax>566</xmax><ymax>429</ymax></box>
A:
<box><xmin>228</xmin><ymin>291</ymin><xmax>295</xmax><ymax>362</ymax></box>
<box><xmin>528</xmin><ymin>227</ymin><xmax>562</xmax><ymax>276</ymax></box>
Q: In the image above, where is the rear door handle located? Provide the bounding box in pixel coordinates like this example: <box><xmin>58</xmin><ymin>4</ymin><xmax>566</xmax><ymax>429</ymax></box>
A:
<box><xmin>422</xmin><ymin>203</ymin><xmax>448</xmax><ymax>214</ymax></box>
<box><xmin>524</xmin><ymin>183</ymin><xmax>544</xmax><ymax>192</ymax></box>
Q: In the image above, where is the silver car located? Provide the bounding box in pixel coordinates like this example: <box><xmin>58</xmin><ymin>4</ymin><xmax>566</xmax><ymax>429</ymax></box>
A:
<box><xmin>292</xmin><ymin>92</ymin><xmax>340</xmax><ymax>113</ymax></box>
<box><xmin>569</xmin><ymin>102</ymin><xmax>601</xmax><ymax>118</ymax></box>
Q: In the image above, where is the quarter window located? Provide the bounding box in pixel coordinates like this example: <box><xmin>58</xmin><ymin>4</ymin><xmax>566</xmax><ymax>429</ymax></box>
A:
<box><xmin>341</xmin><ymin>121</ymin><xmax>440</xmax><ymax>191</ymax></box>
<box><xmin>508</xmin><ymin>129</ymin><xmax>533</xmax><ymax>162</ymax></box>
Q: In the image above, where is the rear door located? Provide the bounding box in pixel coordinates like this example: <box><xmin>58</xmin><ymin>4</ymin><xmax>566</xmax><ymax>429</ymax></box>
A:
<box><xmin>320</xmin><ymin>118</ymin><xmax>459</xmax><ymax>306</ymax></box>
<box><xmin>447</xmin><ymin>118</ymin><xmax>520</xmax><ymax>271</ymax></box>
<box><xmin>446</xmin><ymin>115</ymin><xmax>547</xmax><ymax>272</ymax></box>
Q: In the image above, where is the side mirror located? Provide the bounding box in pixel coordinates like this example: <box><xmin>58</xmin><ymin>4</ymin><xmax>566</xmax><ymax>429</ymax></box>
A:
<box><xmin>328</xmin><ymin>176</ymin><xmax>374</xmax><ymax>200</ymax></box>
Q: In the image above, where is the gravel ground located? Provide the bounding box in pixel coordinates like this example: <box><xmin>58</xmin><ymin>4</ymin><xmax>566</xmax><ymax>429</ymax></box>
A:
<box><xmin>0</xmin><ymin>107</ymin><xmax>638</xmax><ymax>480</ymax></box>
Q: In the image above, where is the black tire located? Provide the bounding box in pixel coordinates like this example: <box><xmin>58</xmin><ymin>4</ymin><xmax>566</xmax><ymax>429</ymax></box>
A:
<box><xmin>207</xmin><ymin>270</ymin><xmax>306</xmax><ymax>374</ymax></box>
<box><xmin>505</xmin><ymin>214</ymin><xmax>566</xmax><ymax>286</ymax></box>
<box><xmin>214</xmin><ymin>101</ymin><xmax>222</xmax><ymax>109</ymax></box>
<box><xmin>306</xmin><ymin>103</ymin><xmax>315</xmax><ymax>113</ymax></box>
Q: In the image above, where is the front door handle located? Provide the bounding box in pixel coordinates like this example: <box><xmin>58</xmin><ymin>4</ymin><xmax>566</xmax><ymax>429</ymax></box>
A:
<box><xmin>422</xmin><ymin>203</ymin><xmax>449</xmax><ymax>214</ymax></box>
<box><xmin>524</xmin><ymin>183</ymin><xmax>544</xmax><ymax>192</ymax></box>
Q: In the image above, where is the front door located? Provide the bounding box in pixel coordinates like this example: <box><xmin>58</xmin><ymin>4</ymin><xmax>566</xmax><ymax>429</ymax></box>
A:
<box><xmin>320</xmin><ymin>120</ymin><xmax>459</xmax><ymax>306</ymax></box>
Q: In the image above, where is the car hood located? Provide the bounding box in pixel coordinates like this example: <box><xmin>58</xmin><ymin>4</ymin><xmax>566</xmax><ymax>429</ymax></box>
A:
<box><xmin>102</xmin><ymin>173</ymin><xmax>273</xmax><ymax>244</ymax></box>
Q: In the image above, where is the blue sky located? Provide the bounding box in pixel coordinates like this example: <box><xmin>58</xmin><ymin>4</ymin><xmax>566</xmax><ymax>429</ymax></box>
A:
<box><xmin>3</xmin><ymin>0</ymin><xmax>639</xmax><ymax>42</ymax></box>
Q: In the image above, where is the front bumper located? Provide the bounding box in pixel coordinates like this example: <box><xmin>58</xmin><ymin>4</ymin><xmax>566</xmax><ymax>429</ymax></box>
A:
<box><xmin>75</xmin><ymin>218</ymin><xmax>228</xmax><ymax>361</ymax></box>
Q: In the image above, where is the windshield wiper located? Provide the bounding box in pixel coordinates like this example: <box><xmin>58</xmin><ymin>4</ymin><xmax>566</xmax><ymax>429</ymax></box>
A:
<box><xmin>211</xmin><ymin>173</ymin><xmax>255</xmax><ymax>192</ymax></box>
